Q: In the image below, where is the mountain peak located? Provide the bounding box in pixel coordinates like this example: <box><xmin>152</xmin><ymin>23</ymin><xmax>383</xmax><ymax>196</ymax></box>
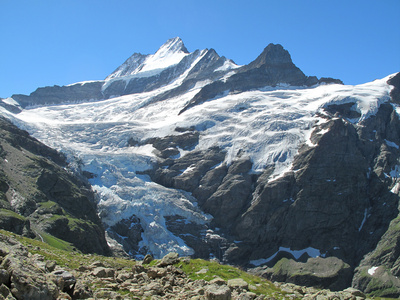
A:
<box><xmin>244</xmin><ymin>43</ymin><xmax>293</xmax><ymax>70</ymax></box>
<box><xmin>106</xmin><ymin>37</ymin><xmax>190</xmax><ymax>81</ymax></box>
<box><xmin>157</xmin><ymin>37</ymin><xmax>189</xmax><ymax>55</ymax></box>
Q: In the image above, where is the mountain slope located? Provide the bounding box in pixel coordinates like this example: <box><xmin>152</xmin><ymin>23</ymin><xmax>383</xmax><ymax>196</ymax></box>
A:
<box><xmin>0</xmin><ymin>116</ymin><xmax>110</xmax><ymax>255</ymax></box>
<box><xmin>0</xmin><ymin>38</ymin><xmax>399</xmax><ymax>294</ymax></box>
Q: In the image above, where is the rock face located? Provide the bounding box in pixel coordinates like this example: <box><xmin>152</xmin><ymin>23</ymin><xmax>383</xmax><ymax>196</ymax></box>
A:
<box><xmin>179</xmin><ymin>43</ymin><xmax>340</xmax><ymax>114</ymax></box>
<box><xmin>253</xmin><ymin>257</ymin><xmax>352</xmax><ymax>291</ymax></box>
<box><xmin>352</xmin><ymin>214</ymin><xmax>400</xmax><ymax>297</ymax></box>
<box><xmin>0</xmin><ymin>117</ymin><xmax>110</xmax><ymax>255</ymax></box>
<box><xmin>1</xmin><ymin>37</ymin><xmax>399</xmax><ymax>296</ymax></box>
<box><xmin>143</xmin><ymin>74</ymin><xmax>400</xmax><ymax>294</ymax></box>
<box><xmin>234</xmin><ymin>103</ymin><xmax>400</xmax><ymax>266</ymax></box>
<box><xmin>11</xmin><ymin>81</ymin><xmax>104</xmax><ymax>108</ymax></box>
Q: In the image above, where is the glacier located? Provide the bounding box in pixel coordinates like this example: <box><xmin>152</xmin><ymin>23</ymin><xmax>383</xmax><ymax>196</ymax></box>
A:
<box><xmin>0</xmin><ymin>37</ymin><xmax>397</xmax><ymax>259</ymax></box>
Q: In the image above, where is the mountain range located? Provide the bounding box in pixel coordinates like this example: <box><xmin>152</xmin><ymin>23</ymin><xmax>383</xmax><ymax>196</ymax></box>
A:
<box><xmin>1</xmin><ymin>37</ymin><xmax>400</xmax><ymax>296</ymax></box>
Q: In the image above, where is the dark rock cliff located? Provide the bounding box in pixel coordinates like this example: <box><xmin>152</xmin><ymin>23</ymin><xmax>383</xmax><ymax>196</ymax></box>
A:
<box><xmin>143</xmin><ymin>74</ymin><xmax>400</xmax><ymax>292</ymax></box>
<box><xmin>0</xmin><ymin>117</ymin><xmax>110</xmax><ymax>255</ymax></box>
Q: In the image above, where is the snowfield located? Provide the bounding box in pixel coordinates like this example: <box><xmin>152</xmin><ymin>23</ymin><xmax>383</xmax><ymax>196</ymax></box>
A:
<box><xmin>0</xmin><ymin>73</ymin><xmax>396</xmax><ymax>258</ymax></box>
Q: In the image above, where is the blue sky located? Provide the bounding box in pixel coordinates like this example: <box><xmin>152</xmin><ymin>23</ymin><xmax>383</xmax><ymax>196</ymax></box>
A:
<box><xmin>1</xmin><ymin>0</ymin><xmax>399</xmax><ymax>98</ymax></box>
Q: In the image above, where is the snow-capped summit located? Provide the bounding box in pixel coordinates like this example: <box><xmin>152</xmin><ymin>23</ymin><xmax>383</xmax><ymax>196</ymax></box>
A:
<box><xmin>154</xmin><ymin>37</ymin><xmax>189</xmax><ymax>56</ymax></box>
<box><xmin>105</xmin><ymin>37</ymin><xmax>190</xmax><ymax>81</ymax></box>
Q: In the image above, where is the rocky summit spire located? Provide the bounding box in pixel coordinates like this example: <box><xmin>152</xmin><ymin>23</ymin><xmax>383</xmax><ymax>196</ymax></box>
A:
<box><xmin>156</xmin><ymin>37</ymin><xmax>189</xmax><ymax>55</ymax></box>
<box><xmin>242</xmin><ymin>43</ymin><xmax>295</xmax><ymax>71</ymax></box>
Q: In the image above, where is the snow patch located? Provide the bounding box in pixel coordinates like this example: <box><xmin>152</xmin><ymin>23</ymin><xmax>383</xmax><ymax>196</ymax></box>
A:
<box><xmin>2</xmin><ymin>97</ymin><xmax>20</xmax><ymax>106</ymax></box>
<box><xmin>368</xmin><ymin>266</ymin><xmax>379</xmax><ymax>276</ymax></box>
<box><xmin>391</xmin><ymin>182</ymin><xmax>400</xmax><ymax>194</ymax></box>
<box><xmin>215</xmin><ymin>60</ymin><xmax>240</xmax><ymax>72</ymax></box>
<box><xmin>249</xmin><ymin>246</ymin><xmax>322</xmax><ymax>266</ymax></box>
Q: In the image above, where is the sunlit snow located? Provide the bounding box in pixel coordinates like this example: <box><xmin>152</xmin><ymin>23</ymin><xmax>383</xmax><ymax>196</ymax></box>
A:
<box><xmin>1</xmin><ymin>73</ymin><xmax>395</xmax><ymax>258</ymax></box>
<box><xmin>368</xmin><ymin>266</ymin><xmax>379</xmax><ymax>276</ymax></box>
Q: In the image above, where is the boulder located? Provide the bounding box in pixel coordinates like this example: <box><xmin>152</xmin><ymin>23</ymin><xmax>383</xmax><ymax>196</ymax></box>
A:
<box><xmin>92</xmin><ymin>267</ymin><xmax>115</xmax><ymax>278</ymax></box>
<box><xmin>158</xmin><ymin>252</ymin><xmax>180</xmax><ymax>267</ymax></box>
<box><xmin>0</xmin><ymin>269</ymin><xmax>10</xmax><ymax>286</ymax></box>
<box><xmin>205</xmin><ymin>284</ymin><xmax>231</xmax><ymax>300</ymax></box>
<box><xmin>227</xmin><ymin>278</ymin><xmax>249</xmax><ymax>291</ymax></box>
<box><xmin>142</xmin><ymin>254</ymin><xmax>153</xmax><ymax>264</ymax></box>
<box><xmin>0</xmin><ymin>284</ymin><xmax>15</xmax><ymax>300</ymax></box>
<box><xmin>72</xmin><ymin>281</ymin><xmax>93</xmax><ymax>299</ymax></box>
<box><xmin>147</xmin><ymin>267</ymin><xmax>167</xmax><ymax>279</ymax></box>
<box><xmin>49</xmin><ymin>269</ymin><xmax>76</xmax><ymax>292</ymax></box>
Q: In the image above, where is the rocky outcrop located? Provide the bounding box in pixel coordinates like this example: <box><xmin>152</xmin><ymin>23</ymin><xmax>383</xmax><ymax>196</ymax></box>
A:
<box><xmin>0</xmin><ymin>233</ymin><xmax>376</xmax><ymax>299</ymax></box>
<box><xmin>0</xmin><ymin>117</ymin><xmax>110</xmax><ymax>255</ymax></box>
<box><xmin>253</xmin><ymin>257</ymin><xmax>352</xmax><ymax>291</ymax></box>
<box><xmin>388</xmin><ymin>72</ymin><xmax>400</xmax><ymax>104</ymax></box>
<box><xmin>148</xmin><ymin>100</ymin><xmax>400</xmax><ymax>272</ymax></box>
<box><xmin>107</xmin><ymin>215</ymin><xmax>144</xmax><ymax>257</ymax></box>
<box><xmin>234</xmin><ymin>107</ymin><xmax>399</xmax><ymax>267</ymax></box>
<box><xmin>0</xmin><ymin>234</ymin><xmax>60</xmax><ymax>299</ymax></box>
<box><xmin>352</xmin><ymin>214</ymin><xmax>400</xmax><ymax>297</ymax></box>
<box><xmin>179</xmin><ymin>43</ymin><xmax>341</xmax><ymax>114</ymax></box>
<box><xmin>11</xmin><ymin>81</ymin><xmax>104</xmax><ymax>108</ymax></box>
<box><xmin>146</xmin><ymin>92</ymin><xmax>400</xmax><ymax>294</ymax></box>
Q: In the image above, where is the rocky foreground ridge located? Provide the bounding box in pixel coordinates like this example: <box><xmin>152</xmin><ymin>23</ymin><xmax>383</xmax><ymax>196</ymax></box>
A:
<box><xmin>0</xmin><ymin>230</ymin><xmax>381</xmax><ymax>300</ymax></box>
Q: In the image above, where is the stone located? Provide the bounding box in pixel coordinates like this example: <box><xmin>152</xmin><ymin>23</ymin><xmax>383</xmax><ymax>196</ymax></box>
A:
<box><xmin>10</xmin><ymin>267</ymin><xmax>59</xmax><ymax>300</ymax></box>
<box><xmin>49</xmin><ymin>269</ymin><xmax>76</xmax><ymax>292</ymax></box>
<box><xmin>343</xmin><ymin>287</ymin><xmax>366</xmax><ymax>298</ymax></box>
<box><xmin>210</xmin><ymin>277</ymin><xmax>226</xmax><ymax>286</ymax></box>
<box><xmin>142</xmin><ymin>281</ymin><xmax>164</xmax><ymax>295</ymax></box>
<box><xmin>92</xmin><ymin>267</ymin><xmax>114</xmax><ymax>278</ymax></box>
<box><xmin>0</xmin><ymin>235</ymin><xmax>59</xmax><ymax>300</ymax></box>
<box><xmin>238</xmin><ymin>291</ymin><xmax>257</xmax><ymax>300</ymax></box>
<box><xmin>45</xmin><ymin>260</ymin><xmax>57</xmax><ymax>272</ymax></box>
<box><xmin>143</xmin><ymin>254</ymin><xmax>153</xmax><ymax>264</ymax></box>
<box><xmin>116</xmin><ymin>271</ymin><xmax>133</xmax><ymax>282</ymax></box>
<box><xmin>90</xmin><ymin>261</ymin><xmax>105</xmax><ymax>268</ymax></box>
<box><xmin>0</xmin><ymin>284</ymin><xmax>13</xmax><ymax>299</ymax></box>
<box><xmin>158</xmin><ymin>252</ymin><xmax>180</xmax><ymax>267</ymax></box>
<box><xmin>196</xmin><ymin>268</ymin><xmax>209</xmax><ymax>275</ymax></box>
<box><xmin>57</xmin><ymin>291</ymin><xmax>72</xmax><ymax>300</ymax></box>
<box><xmin>227</xmin><ymin>278</ymin><xmax>249</xmax><ymax>291</ymax></box>
<box><xmin>132</xmin><ymin>264</ymin><xmax>147</xmax><ymax>274</ymax></box>
<box><xmin>205</xmin><ymin>284</ymin><xmax>231</xmax><ymax>300</ymax></box>
<box><xmin>147</xmin><ymin>267</ymin><xmax>167</xmax><ymax>279</ymax></box>
<box><xmin>0</xmin><ymin>270</ymin><xmax>10</xmax><ymax>286</ymax></box>
<box><xmin>72</xmin><ymin>281</ymin><xmax>93</xmax><ymax>299</ymax></box>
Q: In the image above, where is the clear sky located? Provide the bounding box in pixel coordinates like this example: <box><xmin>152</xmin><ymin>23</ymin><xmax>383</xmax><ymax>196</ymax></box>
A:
<box><xmin>1</xmin><ymin>0</ymin><xmax>399</xmax><ymax>98</ymax></box>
